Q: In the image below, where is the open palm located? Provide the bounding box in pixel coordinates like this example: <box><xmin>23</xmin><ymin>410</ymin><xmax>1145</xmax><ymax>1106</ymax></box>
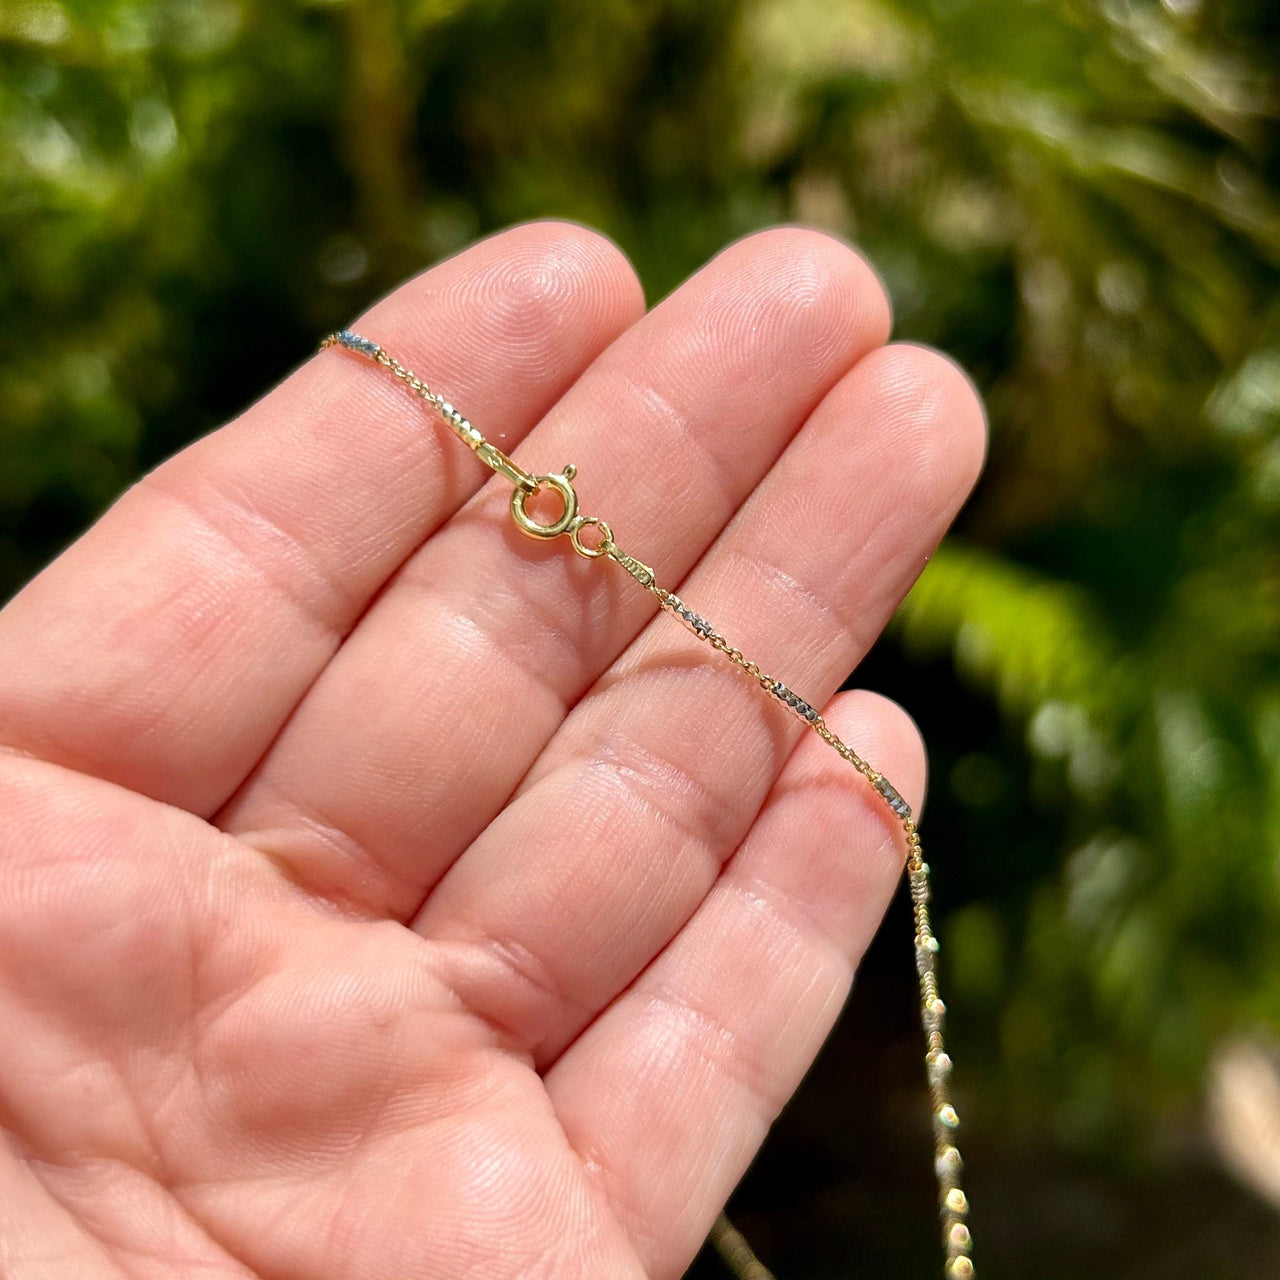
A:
<box><xmin>0</xmin><ymin>224</ymin><xmax>984</xmax><ymax>1279</ymax></box>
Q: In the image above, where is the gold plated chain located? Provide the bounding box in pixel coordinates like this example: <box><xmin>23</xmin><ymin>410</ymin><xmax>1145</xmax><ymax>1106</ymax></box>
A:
<box><xmin>322</xmin><ymin>329</ymin><xmax>974</xmax><ymax>1279</ymax></box>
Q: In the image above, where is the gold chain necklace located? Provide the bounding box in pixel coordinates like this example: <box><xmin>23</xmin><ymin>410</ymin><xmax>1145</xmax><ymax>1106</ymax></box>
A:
<box><xmin>322</xmin><ymin>328</ymin><xmax>975</xmax><ymax>1279</ymax></box>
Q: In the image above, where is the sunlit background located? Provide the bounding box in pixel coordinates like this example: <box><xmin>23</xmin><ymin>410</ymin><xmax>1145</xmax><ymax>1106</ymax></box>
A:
<box><xmin>3</xmin><ymin>0</ymin><xmax>1280</xmax><ymax>1276</ymax></box>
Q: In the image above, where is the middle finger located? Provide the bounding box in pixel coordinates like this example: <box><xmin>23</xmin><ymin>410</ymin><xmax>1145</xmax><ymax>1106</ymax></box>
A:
<box><xmin>413</xmin><ymin>341</ymin><xmax>986</xmax><ymax>1066</ymax></box>
<box><xmin>219</xmin><ymin>229</ymin><xmax>891</xmax><ymax>917</ymax></box>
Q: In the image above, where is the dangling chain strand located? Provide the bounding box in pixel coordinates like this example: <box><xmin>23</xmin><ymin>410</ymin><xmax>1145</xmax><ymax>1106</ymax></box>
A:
<box><xmin>322</xmin><ymin>329</ymin><xmax>975</xmax><ymax>1280</ymax></box>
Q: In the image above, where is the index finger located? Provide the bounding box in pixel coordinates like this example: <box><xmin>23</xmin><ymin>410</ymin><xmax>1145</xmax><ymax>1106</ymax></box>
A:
<box><xmin>0</xmin><ymin>222</ymin><xmax>644</xmax><ymax>814</ymax></box>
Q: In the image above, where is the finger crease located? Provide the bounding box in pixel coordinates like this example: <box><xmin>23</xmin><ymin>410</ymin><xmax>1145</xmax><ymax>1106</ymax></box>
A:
<box><xmin>137</xmin><ymin>470</ymin><xmax>356</xmax><ymax>647</ymax></box>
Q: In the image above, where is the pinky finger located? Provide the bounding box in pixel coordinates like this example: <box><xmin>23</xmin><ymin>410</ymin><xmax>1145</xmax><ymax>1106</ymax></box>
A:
<box><xmin>544</xmin><ymin>689</ymin><xmax>928</xmax><ymax>1280</ymax></box>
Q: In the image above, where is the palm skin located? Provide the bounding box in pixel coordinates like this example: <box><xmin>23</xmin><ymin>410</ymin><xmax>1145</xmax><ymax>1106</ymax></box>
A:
<box><xmin>0</xmin><ymin>223</ymin><xmax>984</xmax><ymax>1280</ymax></box>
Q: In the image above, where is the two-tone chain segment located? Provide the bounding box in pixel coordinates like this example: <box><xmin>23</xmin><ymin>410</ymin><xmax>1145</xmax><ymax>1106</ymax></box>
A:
<box><xmin>323</xmin><ymin>328</ymin><xmax>975</xmax><ymax>1280</ymax></box>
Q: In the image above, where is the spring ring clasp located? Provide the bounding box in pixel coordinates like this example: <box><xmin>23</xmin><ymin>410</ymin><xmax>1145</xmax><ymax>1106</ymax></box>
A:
<box><xmin>509</xmin><ymin>464</ymin><xmax>614</xmax><ymax>559</ymax></box>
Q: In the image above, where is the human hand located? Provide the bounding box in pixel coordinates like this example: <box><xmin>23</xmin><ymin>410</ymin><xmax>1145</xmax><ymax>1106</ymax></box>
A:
<box><xmin>0</xmin><ymin>223</ymin><xmax>984</xmax><ymax>1279</ymax></box>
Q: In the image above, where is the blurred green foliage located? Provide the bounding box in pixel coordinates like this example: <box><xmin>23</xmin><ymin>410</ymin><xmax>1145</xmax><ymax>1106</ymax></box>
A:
<box><xmin>3</xmin><ymin>0</ymin><xmax>1280</xmax><ymax>1275</ymax></box>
